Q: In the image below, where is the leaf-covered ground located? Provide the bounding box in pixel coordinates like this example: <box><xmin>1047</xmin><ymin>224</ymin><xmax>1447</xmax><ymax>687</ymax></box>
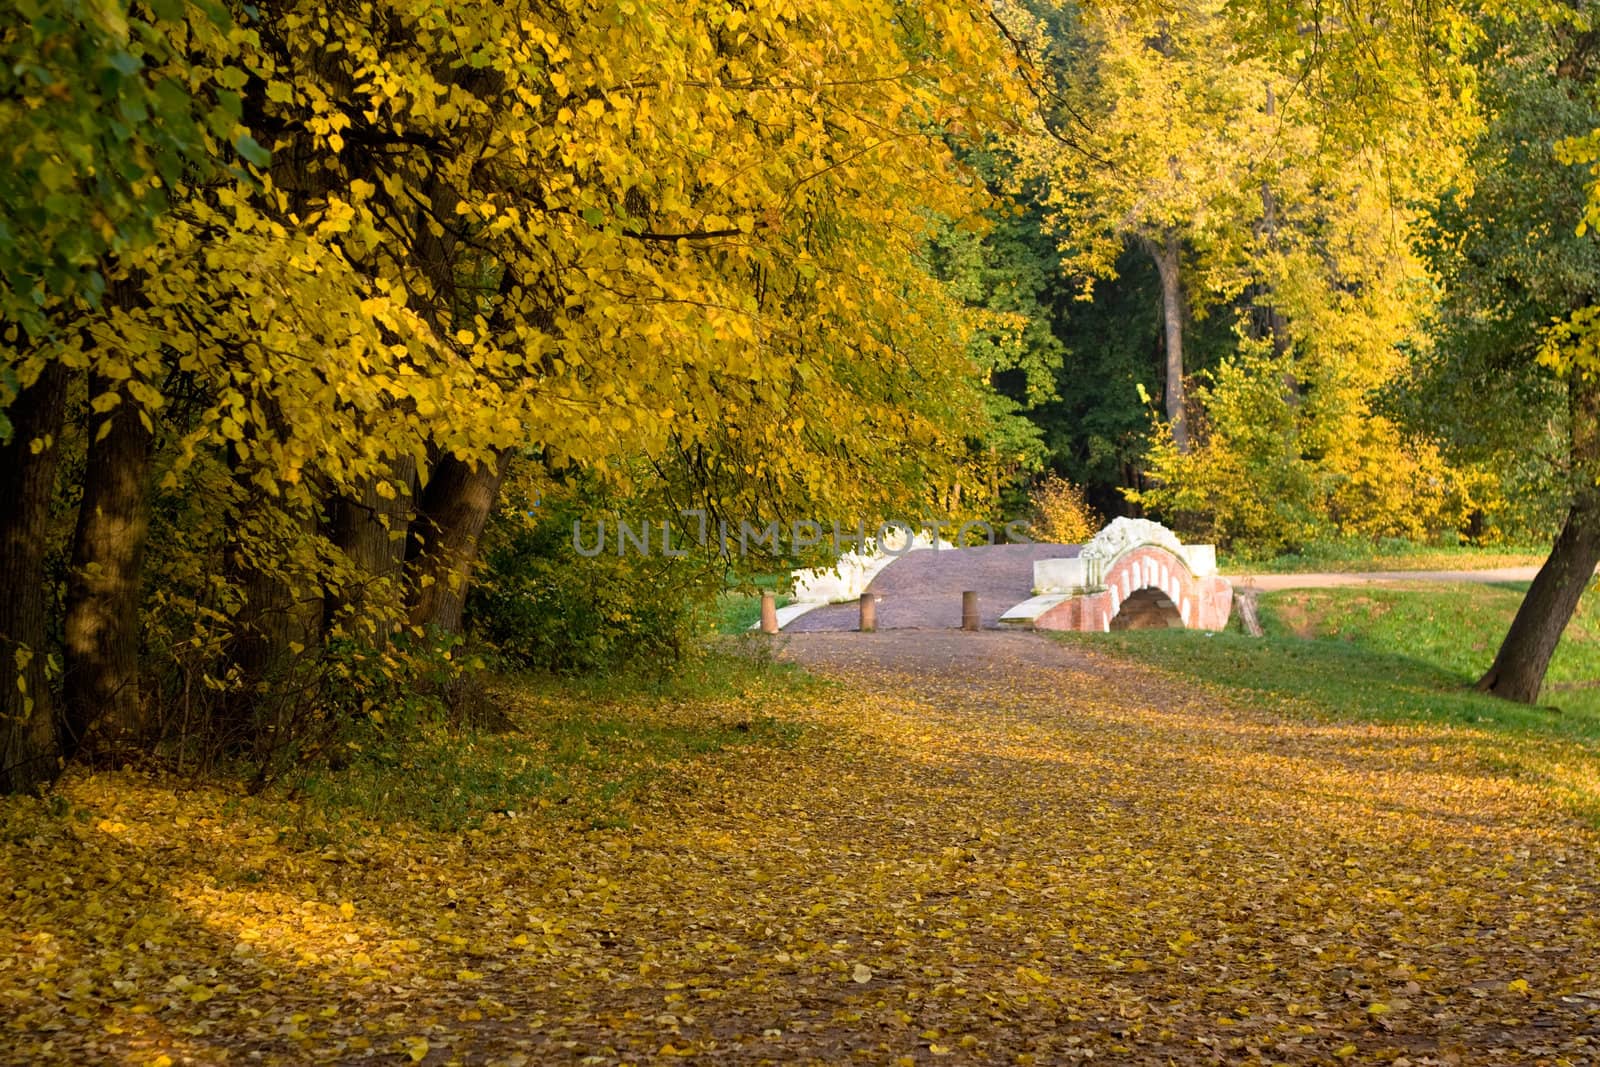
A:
<box><xmin>6</xmin><ymin>631</ymin><xmax>1600</xmax><ymax>1065</ymax></box>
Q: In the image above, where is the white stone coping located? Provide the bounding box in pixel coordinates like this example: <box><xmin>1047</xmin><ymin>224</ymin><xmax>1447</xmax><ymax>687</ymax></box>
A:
<box><xmin>745</xmin><ymin>600</ymin><xmax>834</xmax><ymax>632</ymax></box>
<box><xmin>1033</xmin><ymin>557</ymin><xmax>1090</xmax><ymax>596</ymax></box>
<box><xmin>1033</xmin><ymin>540</ymin><xmax>1217</xmax><ymax>595</ymax></box>
<box><xmin>1183</xmin><ymin>544</ymin><xmax>1218</xmax><ymax>577</ymax></box>
<box><xmin>998</xmin><ymin>593</ymin><xmax>1071</xmax><ymax>626</ymax></box>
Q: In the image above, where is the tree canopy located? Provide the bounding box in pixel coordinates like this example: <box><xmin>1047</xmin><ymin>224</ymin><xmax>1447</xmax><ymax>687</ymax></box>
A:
<box><xmin>8</xmin><ymin>0</ymin><xmax>1600</xmax><ymax>793</ymax></box>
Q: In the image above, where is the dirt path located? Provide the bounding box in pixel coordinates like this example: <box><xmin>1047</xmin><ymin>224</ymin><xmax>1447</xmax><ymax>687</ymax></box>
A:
<box><xmin>1227</xmin><ymin>568</ymin><xmax>1543</xmax><ymax>591</ymax></box>
<box><xmin>467</xmin><ymin>632</ymin><xmax>1600</xmax><ymax>1062</ymax></box>
<box><xmin>11</xmin><ymin>632</ymin><xmax>1600</xmax><ymax>1065</ymax></box>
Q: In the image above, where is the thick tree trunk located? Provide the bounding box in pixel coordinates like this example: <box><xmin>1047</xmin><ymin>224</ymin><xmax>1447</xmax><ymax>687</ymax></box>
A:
<box><xmin>1476</xmin><ymin>501</ymin><xmax>1600</xmax><ymax>702</ymax></box>
<box><xmin>0</xmin><ymin>364</ymin><xmax>68</xmax><ymax>793</ymax></box>
<box><xmin>1477</xmin><ymin>377</ymin><xmax>1600</xmax><ymax>703</ymax></box>
<box><xmin>61</xmin><ymin>377</ymin><xmax>155</xmax><ymax>761</ymax></box>
<box><xmin>326</xmin><ymin>458</ymin><xmax>417</xmax><ymax>633</ymax></box>
<box><xmin>406</xmin><ymin>450</ymin><xmax>509</xmax><ymax>635</ymax></box>
<box><xmin>1147</xmin><ymin>234</ymin><xmax>1188</xmax><ymax>452</ymax></box>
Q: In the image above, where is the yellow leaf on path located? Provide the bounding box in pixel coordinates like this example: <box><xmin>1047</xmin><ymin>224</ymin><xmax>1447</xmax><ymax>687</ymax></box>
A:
<box><xmin>1508</xmin><ymin>978</ymin><xmax>1531</xmax><ymax>995</ymax></box>
<box><xmin>1015</xmin><ymin>965</ymin><xmax>1050</xmax><ymax>984</ymax></box>
<box><xmin>852</xmin><ymin>963</ymin><xmax>873</xmax><ymax>983</ymax></box>
<box><xmin>403</xmin><ymin>1036</ymin><xmax>429</xmax><ymax>1062</ymax></box>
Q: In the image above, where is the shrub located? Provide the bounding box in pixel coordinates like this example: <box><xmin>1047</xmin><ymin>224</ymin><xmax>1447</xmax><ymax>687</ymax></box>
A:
<box><xmin>1130</xmin><ymin>344</ymin><xmax>1545</xmax><ymax>555</ymax></box>
<box><xmin>467</xmin><ymin>495</ymin><xmax>719</xmax><ymax>676</ymax></box>
<box><xmin>1029</xmin><ymin>473</ymin><xmax>1102</xmax><ymax>544</ymax></box>
<box><xmin>1131</xmin><ymin>350</ymin><xmax>1327</xmax><ymax>554</ymax></box>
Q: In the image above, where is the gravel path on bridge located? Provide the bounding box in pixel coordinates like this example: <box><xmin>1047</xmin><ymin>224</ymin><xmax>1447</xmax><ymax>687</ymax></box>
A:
<box><xmin>783</xmin><ymin>543</ymin><xmax>1076</xmax><ymax>631</ymax></box>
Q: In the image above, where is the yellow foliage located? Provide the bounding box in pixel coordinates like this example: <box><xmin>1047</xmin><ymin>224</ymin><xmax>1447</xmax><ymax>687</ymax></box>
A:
<box><xmin>1028</xmin><ymin>474</ymin><xmax>1101</xmax><ymax>545</ymax></box>
<box><xmin>1</xmin><ymin>0</ymin><xmax>1041</xmax><ymax>740</ymax></box>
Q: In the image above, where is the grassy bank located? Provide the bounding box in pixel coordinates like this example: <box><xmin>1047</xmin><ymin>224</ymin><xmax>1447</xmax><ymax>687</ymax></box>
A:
<box><xmin>289</xmin><ymin>645</ymin><xmax>813</xmax><ymax>832</ymax></box>
<box><xmin>1221</xmin><ymin>537</ymin><xmax>1547</xmax><ymax>574</ymax></box>
<box><xmin>1060</xmin><ymin>580</ymin><xmax>1600</xmax><ymax>815</ymax></box>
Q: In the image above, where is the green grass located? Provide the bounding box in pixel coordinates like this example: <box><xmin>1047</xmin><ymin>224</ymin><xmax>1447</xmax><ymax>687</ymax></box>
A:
<box><xmin>1055</xmin><ymin>580</ymin><xmax>1600</xmax><ymax>815</ymax></box>
<box><xmin>714</xmin><ymin>572</ymin><xmax>792</xmax><ymax>634</ymax></box>
<box><xmin>1258</xmin><ymin>583</ymin><xmax>1600</xmax><ymax>711</ymax></box>
<box><xmin>1072</xmin><ymin>581</ymin><xmax>1600</xmax><ymax>736</ymax></box>
<box><xmin>286</xmin><ymin>645</ymin><xmax>811</xmax><ymax>832</ymax></box>
<box><xmin>1222</xmin><ymin>537</ymin><xmax>1547</xmax><ymax>574</ymax></box>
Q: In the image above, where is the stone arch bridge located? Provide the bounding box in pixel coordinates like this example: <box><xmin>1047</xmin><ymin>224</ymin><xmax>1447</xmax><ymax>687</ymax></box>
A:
<box><xmin>777</xmin><ymin>519</ymin><xmax>1232</xmax><ymax>633</ymax></box>
<box><xmin>1000</xmin><ymin>520</ymin><xmax>1232</xmax><ymax>632</ymax></box>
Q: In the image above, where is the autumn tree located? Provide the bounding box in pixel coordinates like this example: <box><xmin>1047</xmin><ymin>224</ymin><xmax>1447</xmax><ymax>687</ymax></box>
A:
<box><xmin>1398</xmin><ymin>11</ymin><xmax>1600</xmax><ymax>703</ymax></box>
<box><xmin>0</xmin><ymin>0</ymin><xmax>240</xmax><ymax>789</ymax></box>
<box><xmin>0</xmin><ymin>0</ymin><xmax>1031</xmax><ymax>790</ymax></box>
<box><xmin>1011</xmin><ymin>0</ymin><xmax>1278</xmax><ymax>451</ymax></box>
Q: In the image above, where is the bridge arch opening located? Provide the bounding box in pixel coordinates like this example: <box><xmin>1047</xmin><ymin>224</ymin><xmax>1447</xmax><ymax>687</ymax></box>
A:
<box><xmin>1110</xmin><ymin>587</ymin><xmax>1183</xmax><ymax>630</ymax></box>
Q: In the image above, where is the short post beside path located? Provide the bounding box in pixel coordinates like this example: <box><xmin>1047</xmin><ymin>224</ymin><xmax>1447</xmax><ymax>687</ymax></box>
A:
<box><xmin>961</xmin><ymin>590</ymin><xmax>980</xmax><ymax>631</ymax></box>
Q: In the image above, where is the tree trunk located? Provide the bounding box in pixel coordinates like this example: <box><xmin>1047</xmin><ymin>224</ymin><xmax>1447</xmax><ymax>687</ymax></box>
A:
<box><xmin>1476</xmin><ymin>376</ymin><xmax>1600</xmax><ymax>703</ymax></box>
<box><xmin>1254</xmin><ymin>87</ymin><xmax>1292</xmax><ymax>363</ymax></box>
<box><xmin>1475</xmin><ymin>500</ymin><xmax>1600</xmax><ymax>702</ymax></box>
<box><xmin>326</xmin><ymin>457</ymin><xmax>416</xmax><ymax>635</ymax></box>
<box><xmin>406</xmin><ymin>450</ymin><xmax>509</xmax><ymax>635</ymax></box>
<box><xmin>222</xmin><ymin>499</ymin><xmax>324</xmax><ymax>744</ymax></box>
<box><xmin>61</xmin><ymin>377</ymin><xmax>156</xmax><ymax>761</ymax></box>
<box><xmin>1148</xmin><ymin>234</ymin><xmax>1189</xmax><ymax>451</ymax></box>
<box><xmin>0</xmin><ymin>363</ymin><xmax>68</xmax><ymax>793</ymax></box>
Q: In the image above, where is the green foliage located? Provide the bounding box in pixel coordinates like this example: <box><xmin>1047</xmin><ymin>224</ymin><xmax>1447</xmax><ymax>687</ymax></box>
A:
<box><xmin>0</xmin><ymin>0</ymin><xmax>235</xmax><ymax>337</ymax></box>
<box><xmin>1032</xmin><ymin>250</ymin><xmax>1188</xmax><ymax>512</ymax></box>
<box><xmin>924</xmin><ymin>146</ymin><xmax>1067</xmax><ymax>508</ymax></box>
<box><xmin>467</xmin><ymin>493</ymin><xmax>719</xmax><ymax>676</ymax></box>
<box><xmin>1134</xmin><ymin>339</ymin><xmax>1508</xmax><ymax>553</ymax></box>
<box><xmin>1132</xmin><ymin>346</ymin><xmax>1321</xmax><ymax>553</ymax></box>
<box><xmin>1394</xmin><ymin>15</ymin><xmax>1600</xmax><ymax>510</ymax></box>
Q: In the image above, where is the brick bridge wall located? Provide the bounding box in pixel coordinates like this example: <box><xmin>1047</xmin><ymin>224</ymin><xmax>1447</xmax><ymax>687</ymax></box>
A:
<box><xmin>1032</xmin><ymin>545</ymin><xmax>1233</xmax><ymax>633</ymax></box>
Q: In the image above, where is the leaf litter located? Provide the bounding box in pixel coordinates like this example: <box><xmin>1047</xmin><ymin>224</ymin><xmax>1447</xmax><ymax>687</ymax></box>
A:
<box><xmin>5</xmin><ymin>631</ymin><xmax>1600</xmax><ymax>1065</ymax></box>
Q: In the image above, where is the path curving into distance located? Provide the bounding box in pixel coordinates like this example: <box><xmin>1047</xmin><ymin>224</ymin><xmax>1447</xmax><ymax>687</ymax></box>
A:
<box><xmin>1227</xmin><ymin>566</ymin><xmax>1542</xmax><ymax>591</ymax></box>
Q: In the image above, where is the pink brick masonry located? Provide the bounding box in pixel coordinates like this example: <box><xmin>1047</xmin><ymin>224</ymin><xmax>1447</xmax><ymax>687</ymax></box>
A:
<box><xmin>1031</xmin><ymin>545</ymin><xmax>1233</xmax><ymax>632</ymax></box>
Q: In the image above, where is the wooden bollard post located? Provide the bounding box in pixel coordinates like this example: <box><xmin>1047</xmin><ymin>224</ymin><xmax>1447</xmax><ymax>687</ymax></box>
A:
<box><xmin>859</xmin><ymin>592</ymin><xmax>876</xmax><ymax>633</ymax></box>
<box><xmin>961</xmin><ymin>590</ymin><xmax>980</xmax><ymax>631</ymax></box>
<box><xmin>759</xmin><ymin>592</ymin><xmax>779</xmax><ymax>634</ymax></box>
